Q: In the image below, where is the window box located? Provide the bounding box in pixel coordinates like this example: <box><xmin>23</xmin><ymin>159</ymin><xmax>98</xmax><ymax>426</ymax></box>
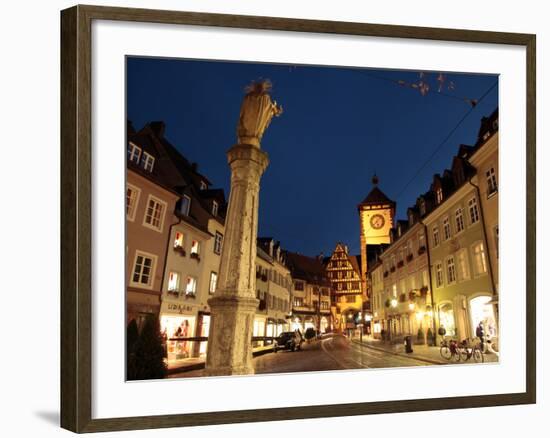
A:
<box><xmin>390</xmin><ymin>266</ymin><xmax>396</xmax><ymax>273</ymax></box>
<box><xmin>383</xmin><ymin>271</ymin><xmax>389</xmax><ymax>278</ymax></box>
<box><xmin>406</xmin><ymin>254</ymin><xmax>414</xmax><ymax>263</ymax></box>
<box><xmin>261</xmin><ymin>274</ymin><xmax>268</xmax><ymax>282</ymax></box>
<box><xmin>167</xmin><ymin>289</ymin><xmax>179</xmax><ymax>298</ymax></box>
<box><xmin>418</xmin><ymin>246</ymin><xmax>426</xmax><ymax>255</ymax></box>
<box><xmin>399</xmin><ymin>293</ymin><xmax>407</xmax><ymax>303</ymax></box>
<box><xmin>384</xmin><ymin>298</ymin><xmax>392</xmax><ymax>308</ymax></box>
<box><xmin>190</xmin><ymin>252</ymin><xmax>201</xmax><ymax>262</ymax></box>
<box><xmin>420</xmin><ymin>286</ymin><xmax>429</xmax><ymax>296</ymax></box>
<box><xmin>397</xmin><ymin>260</ymin><xmax>404</xmax><ymax>268</ymax></box>
<box><xmin>184</xmin><ymin>292</ymin><xmax>196</xmax><ymax>299</ymax></box>
<box><xmin>173</xmin><ymin>246</ymin><xmax>186</xmax><ymax>256</ymax></box>
<box><xmin>408</xmin><ymin>291</ymin><xmax>417</xmax><ymax>301</ymax></box>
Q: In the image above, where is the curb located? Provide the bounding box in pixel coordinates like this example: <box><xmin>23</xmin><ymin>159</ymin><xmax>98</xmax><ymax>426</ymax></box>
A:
<box><xmin>167</xmin><ymin>346</ymin><xmax>276</xmax><ymax>374</ymax></box>
<box><xmin>351</xmin><ymin>339</ymin><xmax>447</xmax><ymax>365</ymax></box>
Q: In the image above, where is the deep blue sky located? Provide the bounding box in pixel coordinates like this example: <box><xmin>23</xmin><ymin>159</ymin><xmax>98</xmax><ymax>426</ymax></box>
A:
<box><xmin>127</xmin><ymin>57</ymin><xmax>498</xmax><ymax>257</ymax></box>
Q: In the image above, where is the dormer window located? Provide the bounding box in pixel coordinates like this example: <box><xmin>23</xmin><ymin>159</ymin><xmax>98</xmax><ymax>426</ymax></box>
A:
<box><xmin>127</xmin><ymin>142</ymin><xmax>141</xmax><ymax>164</ymax></box>
<box><xmin>419</xmin><ymin>199</ymin><xmax>426</xmax><ymax>216</ymax></box>
<box><xmin>483</xmin><ymin>131</ymin><xmax>491</xmax><ymax>141</ymax></box>
<box><xmin>140</xmin><ymin>151</ymin><xmax>155</xmax><ymax>172</ymax></box>
<box><xmin>408</xmin><ymin>212</ymin><xmax>414</xmax><ymax>225</ymax></box>
<box><xmin>212</xmin><ymin>200</ymin><xmax>218</xmax><ymax>217</ymax></box>
<box><xmin>180</xmin><ymin>195</ymin><xmax>191</xmax><ymax>216</ymax></box>
<box><xmin>436</xmin><ymin>187</ymin><xmax>443</xmax><ymax>204</ymax></box>
<box><xmin>200</xmin><ymin>181</ymin><xmax>207</xmax><ymax>190</ymax></box>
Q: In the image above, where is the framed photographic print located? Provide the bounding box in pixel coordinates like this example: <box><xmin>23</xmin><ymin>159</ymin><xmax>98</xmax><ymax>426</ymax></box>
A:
<box><xmin>60</xmin><ymin>4</ymin><xmax>536</xmax><ymax>433</ymax></box>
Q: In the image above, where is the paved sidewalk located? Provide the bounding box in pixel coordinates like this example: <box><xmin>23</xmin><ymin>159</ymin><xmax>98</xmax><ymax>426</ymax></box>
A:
<box><xmin>166</xmin><ymin>344</ymin><xmax>276</xmax><ymax>374</ymax></box>
<box><xmin>351</xmin><ymin>337</ymin><xmax>499</xmax><ymax>365</ymax></box>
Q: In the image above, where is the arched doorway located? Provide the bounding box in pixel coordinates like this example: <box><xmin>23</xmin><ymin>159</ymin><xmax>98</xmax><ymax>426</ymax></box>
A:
<box><xmin>469</xmin><ymin>295</ymin><xmax>498</xmax><ymax>341</ymax></box>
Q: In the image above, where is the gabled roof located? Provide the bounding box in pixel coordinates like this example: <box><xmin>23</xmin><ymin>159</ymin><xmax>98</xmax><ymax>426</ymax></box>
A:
<box><xmin>359</xmin><ymin>186</ymin><xmax>395</xmax><ymax>207</ymax></box>
<box><xmin>285</xmin><ymin>252</ymin><xmax>330</xmax><ymax>286</ymax></box>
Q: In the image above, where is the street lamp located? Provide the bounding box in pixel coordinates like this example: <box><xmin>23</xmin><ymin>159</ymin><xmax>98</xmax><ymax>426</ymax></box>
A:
<box><xmin>391</xmin><ymin>298</ymin><xmax>398</xmax><ymax>308</ymax></box>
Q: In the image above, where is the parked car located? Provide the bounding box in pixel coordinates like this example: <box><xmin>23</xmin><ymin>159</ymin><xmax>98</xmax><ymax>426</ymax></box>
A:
<box><xmin>274</xmin><ymin>331</ymin><xmax>303</xmax><ymax>352</ymax></box>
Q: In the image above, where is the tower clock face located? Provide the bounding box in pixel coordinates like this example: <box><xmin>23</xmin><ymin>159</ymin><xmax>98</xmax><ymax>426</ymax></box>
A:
<box><xmin>370</xmin><ymin>214</ymin><xmax>385</xmax><ymax>230</ymax></box>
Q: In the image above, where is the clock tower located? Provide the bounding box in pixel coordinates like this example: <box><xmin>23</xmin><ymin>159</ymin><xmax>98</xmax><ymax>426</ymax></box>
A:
<box><xmin>358</xmin><ymin>175</ymin><xmax>395</xmax><ymax>293</ymax></box>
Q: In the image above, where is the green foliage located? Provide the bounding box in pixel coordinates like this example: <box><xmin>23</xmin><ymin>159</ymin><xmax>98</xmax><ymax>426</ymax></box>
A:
<box><xmin>127</xmin><ymin>315</ymin><xmax>167</xmax><ymax>381</ymax></box>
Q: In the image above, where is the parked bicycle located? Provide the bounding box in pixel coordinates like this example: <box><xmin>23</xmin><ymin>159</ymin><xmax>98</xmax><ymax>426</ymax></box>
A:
<box><xmin>458</xmin><ymin>338</ymin><xmax>484</xmax><ymax>363</ymax></box>
<box><xmin>439</xmin><ymin>337</ymin><xmax>461</xmax><ymax>362</ymax></box>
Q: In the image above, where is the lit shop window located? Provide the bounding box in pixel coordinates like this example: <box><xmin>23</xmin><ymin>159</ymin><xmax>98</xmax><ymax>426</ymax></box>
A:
<box><xmin>439</xmin><ymin>303</ymin><xmax>456</xmax><ymax>337</ymax></box>
<box><xmin>470</xmin><ymin>296</ymin><xmax>498</xmax><ymax>339</ymax></box>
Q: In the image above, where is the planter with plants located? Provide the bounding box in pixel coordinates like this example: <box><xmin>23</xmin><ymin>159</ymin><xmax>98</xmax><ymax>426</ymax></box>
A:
<box><xmin>399</xmin><ymin>293</ymin><xmax>407</xmax><ymax>303</ymax></box>
<box><xmin>397</xmin><ymin>260</ymin><xmax>404</xmax><ymax>268</ymax></box>
<box><xmin>418</xmin><ymin>246</ymin><xmax>426</xmax><ymax>255</ymax></box>
<box><xmin>385</xmin><ymin>298</ymin><xmax>392</xmax><ymax>308</ymax></box>
<box><xmin>174</xmin><ymin>245</ymin><xmax>186</xmax><ymax>256</ymax></box>
<box><xmin>190</xmin><ymin>252</ymin><xmax>200</xmax><ymax>262</ymax></box>
<box><xmin>406</xmin><ymin>254</ymin><xmax>413</xmax><ymax>262</ymax></box>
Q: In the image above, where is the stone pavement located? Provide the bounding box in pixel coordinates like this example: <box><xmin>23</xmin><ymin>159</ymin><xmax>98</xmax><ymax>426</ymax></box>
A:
<box><xmin>166</xmin><ymin>344</ymin><xmax>275</xmax><ymax>375</ymax></box>
<box><xmin>351</xmin><ymin>336</ymin><xmax>499</xmax><ymax>365</ymax></box>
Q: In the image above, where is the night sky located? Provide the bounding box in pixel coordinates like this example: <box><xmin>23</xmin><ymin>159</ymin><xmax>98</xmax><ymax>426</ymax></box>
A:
<box><xmin>127</xmin><ymin>57</ymin><xmax>498</xmax><ymax>257</ymax></box>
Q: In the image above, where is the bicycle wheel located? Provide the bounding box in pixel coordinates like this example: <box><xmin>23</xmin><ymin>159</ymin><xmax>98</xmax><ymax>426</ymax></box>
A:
<box><xmin>459</xmin><ymin>348</ymin><xmax>471</xmax><ymax>362</ymax></box>
<box><xmin>440</xmin><ymin>346</ymin><xmax>452</xmax><ymax>360</ymax></box>
<box><xmin>451</xmin><ymin>350</ymin><xmax>461</xmax><ymax>362</ymax></box>
<box><xmin>473</xmin><ymin>347</ymin><xmax>484</xmax><ymax>363</ymax></box>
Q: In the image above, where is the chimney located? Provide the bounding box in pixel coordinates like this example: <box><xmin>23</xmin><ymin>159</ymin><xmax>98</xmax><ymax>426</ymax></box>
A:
<box><xmin>148</xmin><ymin>121</ymin><xmax>166</xmax><ymax>138</ymax></box>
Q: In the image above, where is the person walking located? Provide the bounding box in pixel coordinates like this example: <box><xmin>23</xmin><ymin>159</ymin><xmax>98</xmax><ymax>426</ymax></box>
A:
<box><xmin>476</xmin><ymin>321</ymin><xmax>485</xmax><ymax>352</ymax></box>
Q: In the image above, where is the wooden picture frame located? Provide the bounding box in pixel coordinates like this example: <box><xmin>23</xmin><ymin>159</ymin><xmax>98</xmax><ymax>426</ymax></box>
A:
<box><xmin>60</xmin><ymin>4</ymin><xmax>536</xmax><ymax>433</ymax></box>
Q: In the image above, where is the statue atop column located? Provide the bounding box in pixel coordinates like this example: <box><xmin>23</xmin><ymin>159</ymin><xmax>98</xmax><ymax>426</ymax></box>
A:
<box><xmin>237</xmin><ymin>80</ymin><xmax>283</xmax><ymax>148</ymax></box>
<box><xmin>204</xmin><ymin>79</ymin><xmax>282</xmax><ymax>376</ymax></box>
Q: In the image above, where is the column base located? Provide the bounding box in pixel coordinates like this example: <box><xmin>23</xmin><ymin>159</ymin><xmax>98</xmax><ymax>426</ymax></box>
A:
<box><xmin>204</xmin><ymin>295</ymin><xmax>258</xmax><ymax>377</ymax></box>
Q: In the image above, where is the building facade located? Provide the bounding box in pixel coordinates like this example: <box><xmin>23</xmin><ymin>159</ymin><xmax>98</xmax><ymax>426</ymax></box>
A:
<box><xmin>286</xmin><ymin>252</ymin><xmax>332</xmax><ymax>334</ymax></box>
<box><xmin>325</xmin><ymin>243</ymin><xmax>363</xmax><ymax>333</ymax></box>
<box><xmin>253</xmin><ymin>239</ymin><xmax>293</xmax><ymax>345</ymax></box>
<box><xmin>126</xmin><ymin>141</ymin><xmax>179</xmax><ymax>327</ymax></box>
<box><xmin>374</xmin><ymin>220</ymin><xmax>433</xmax><ymax>343</ymax></box>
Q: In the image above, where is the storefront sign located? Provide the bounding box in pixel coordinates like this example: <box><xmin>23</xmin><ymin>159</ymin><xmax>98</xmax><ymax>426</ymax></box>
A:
<box><xmin>165</xmin><ymin>302</ymin><xmax>196</xmax><ymax>315</ymax></box>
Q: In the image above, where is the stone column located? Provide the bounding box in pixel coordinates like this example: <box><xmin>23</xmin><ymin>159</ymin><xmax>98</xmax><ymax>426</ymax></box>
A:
<box><xmin>204</xmin><ymin>144</ymin><xmax>269</xmax><ymax>376</ymax></box>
